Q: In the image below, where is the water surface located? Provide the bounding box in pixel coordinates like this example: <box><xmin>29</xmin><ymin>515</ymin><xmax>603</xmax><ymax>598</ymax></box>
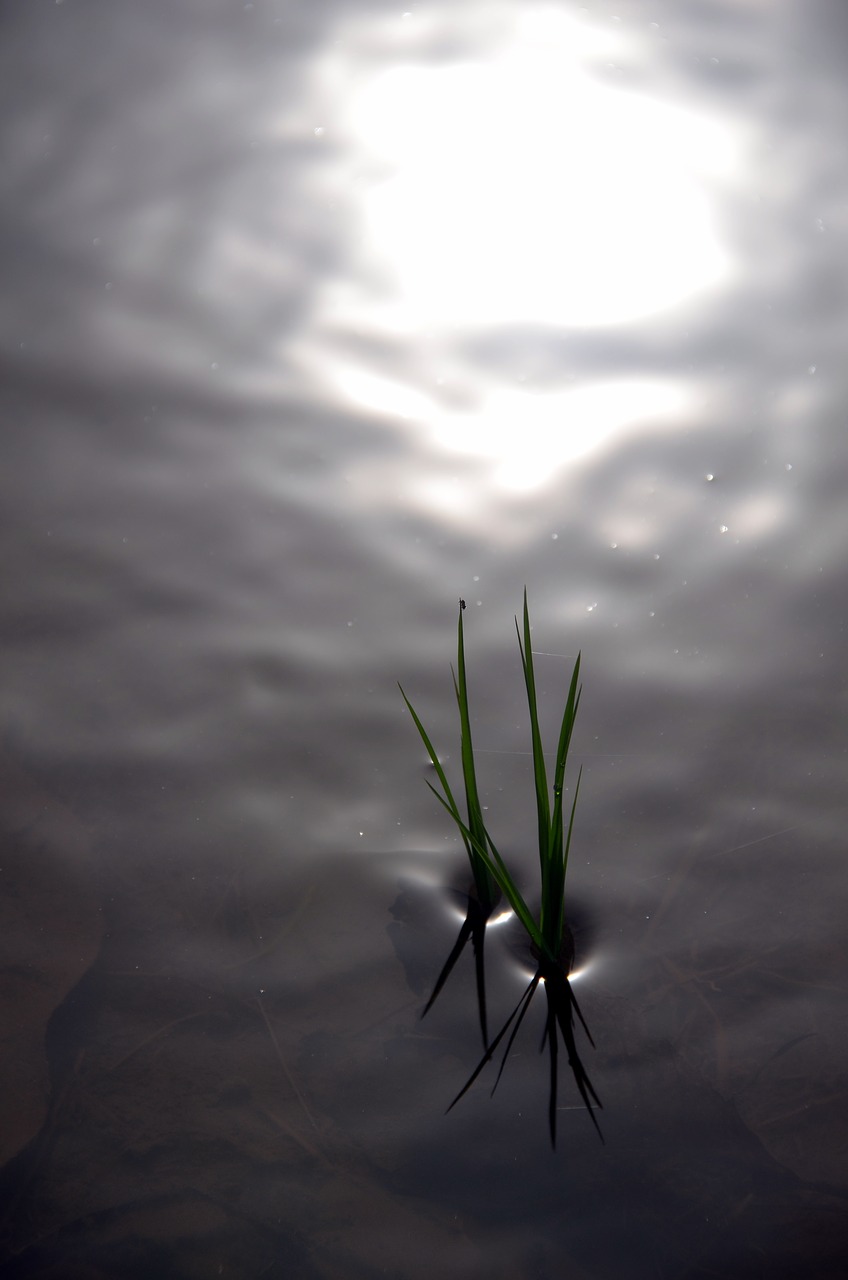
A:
<box><xmin>2</xmin><ymin>1</ymin><xmax>847</xmax><ymax>1275</ymax></box>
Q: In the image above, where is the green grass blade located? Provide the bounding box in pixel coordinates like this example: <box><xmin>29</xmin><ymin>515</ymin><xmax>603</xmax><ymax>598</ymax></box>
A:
<box><xmin>453</xmin><ymin>607</ymin><xmax>498</xmax><ymax>909</ymax></box>
<box><xmin>551</xmin><ymin>656</ymin><xmax>581</xmax><ymax>802</ymax></box>
<box><xmin>424</xmin><ymin>784</ymin><xmax>543</xmax><ymax>952</ymax></box>
<box><xmin>515</xmin><ymin>591</ymin><xmax>550</xmax><ymax>882</ymax></box>
<box><xmin>399</xmin><ymin>682</ymin><xmax>481</xmax><ymax>881</ymax></box>
<box><xmin>545</xmin><ymin>656</ymin><xmax>582</xmax><ymax>954</ymax></box>
<box><xmin>562</xmin><ymin>765</ymin><xmax>582</xmax><ymax>883</ymax></box>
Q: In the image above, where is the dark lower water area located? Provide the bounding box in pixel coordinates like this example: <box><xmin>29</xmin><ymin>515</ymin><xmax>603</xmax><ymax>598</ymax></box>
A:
<box><xmin>2</xmin><ymin>0</ymin><xmax>848</xmax><ymax>1275</ymax></box>
<box><xmin>1</xmin><ymin>808</ymin><xmax>846</xmax><ymax>1278</ymax></box>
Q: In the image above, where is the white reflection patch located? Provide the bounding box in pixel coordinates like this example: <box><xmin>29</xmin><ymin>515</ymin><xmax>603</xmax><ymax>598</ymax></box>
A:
<box><xmin>291</xmin><ymin>3</ymin><xmax>745</xmax><ymax>511</ymax></box>
<box><xmin>331</xmin><ymin>361</ymin><xmax>690</xmax><ymax>494</ymax></box>
<box><xmin>350</xmin><ymin>8</ymin><xmax>736</xmax><ymax>329</ymax></box>
<box><xmin>428</xmin><ymin>378</ymin><xmax>691</xmax><ymax>491</ymax></box>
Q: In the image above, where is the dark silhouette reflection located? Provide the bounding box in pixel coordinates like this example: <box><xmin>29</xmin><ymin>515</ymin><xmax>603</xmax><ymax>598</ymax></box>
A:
<box><xmin>420</xmin><ymin>879</ymin><xmax>500</xmax><ymax>1049</ymax></box>
<box><xmin>447</xmin><ymin>922</ymin><xmax>603</xmax><ymax>1148</ymax></box>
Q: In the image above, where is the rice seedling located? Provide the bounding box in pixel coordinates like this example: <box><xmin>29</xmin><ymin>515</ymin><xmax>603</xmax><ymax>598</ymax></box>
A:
<box><xmin>399</xmin><ymin>600</ymin><xmax>501</xmax><ymax>1048</ymax></box>
<box><xmin>401</xmin><ymin>591</ymin><xmax>602</xmax><ymax>1146</ymax></box>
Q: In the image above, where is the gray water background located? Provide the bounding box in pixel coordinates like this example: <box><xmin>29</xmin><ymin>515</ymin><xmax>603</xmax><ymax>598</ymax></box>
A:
<box><xmin>2</xmin><ymin>1</ymin><xmax>847</xmax><ymax>1276</ymax></box>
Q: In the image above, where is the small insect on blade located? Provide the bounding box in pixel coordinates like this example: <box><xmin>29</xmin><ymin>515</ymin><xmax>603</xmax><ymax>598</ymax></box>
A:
<box><xmin>459</xmin><ymin>598</ymin><xmax>466</xmax><ymax>610</ymax></box>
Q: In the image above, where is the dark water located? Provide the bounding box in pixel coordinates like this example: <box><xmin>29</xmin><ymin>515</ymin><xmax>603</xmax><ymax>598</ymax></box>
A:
<box><xmin>2</xmin><ymin>1</ymin><xmax>847</xmax><ymax>1275</ymax></box>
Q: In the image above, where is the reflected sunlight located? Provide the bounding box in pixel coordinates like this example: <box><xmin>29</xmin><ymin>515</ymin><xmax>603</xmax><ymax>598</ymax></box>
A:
<box><xmin>301</xmin><ymin>4</ymin><xmax>743</xmax><ymax>500</ymax></box>
<box><xmin>424</xmin><ymin>377</ymin><xmax>690</xmax><ymax>491</ymax></box>
<box><xmin>332</xmin><ymin>361</ymin><xmax>690</xmax><ymax>493</ymax></box>
<box><xmin>350</xmin><ymin>7</ymin><xmax>736</xmax><ymax>329</ymax></box>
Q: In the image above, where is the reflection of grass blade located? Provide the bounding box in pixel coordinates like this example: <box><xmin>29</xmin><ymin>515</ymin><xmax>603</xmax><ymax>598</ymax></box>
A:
<box><xmin>550</xmin><ymin>968</ymin><xmax>604</xmax><ymax>1144</ymax></box>
<box><xmin>446</xmin><ymin>974</ymin><xmax>540</xmax><ymax>1114</ymax></box>
<box><xmin>447</xmin><ymin>959</ymin><xmax>603</xmax><ymax>1147</ymax></box>
<box><xmin>545</xmin><ymin>981</ymin><xmax>559</xmax><ymax>1147</ymax></box>
<box><xmin>421</xmin><ymin>912</ymin><xmax>474</xmax><ymax>1018</ymax></box>
<box><xmin>567</xmin><ymin>976</ymin><xmax>595</xmax><ymax>1048</ymax></box>
<box><xmin>490</xmin><ymin>976</ymin><xmax>541</xmax><ymax>1097</ymax></box>
<box><xmin>421</xmin><ymin>894</ymin><xmax>490</xmax><ymax>1047</ymax></box>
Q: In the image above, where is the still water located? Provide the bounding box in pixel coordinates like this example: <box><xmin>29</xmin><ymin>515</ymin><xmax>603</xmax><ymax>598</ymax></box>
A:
<box><xmin>2</xmin><ymin>0</ymin><xmax>847</xmax><ymax>1275</ymax></box>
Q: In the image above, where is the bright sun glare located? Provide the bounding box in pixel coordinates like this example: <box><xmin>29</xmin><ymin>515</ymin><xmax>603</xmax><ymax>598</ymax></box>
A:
<box><xmin>352</xmin><ymin>10</ymin><xmax>733</xmax><ymax>329</ymax></box>
<box><xmin>309</xmin><ymin>7</ymin><xmax>740</xmax><ymax>496</ymax></box>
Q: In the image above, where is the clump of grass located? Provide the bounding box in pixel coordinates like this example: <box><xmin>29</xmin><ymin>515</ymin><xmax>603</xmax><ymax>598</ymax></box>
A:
<box><xmin>399</xmin><ymin>600</ymin><xmax>501</xmax><ymax>1048</ymax></box>
<box><xmin>401</xmin><ymin>590</ymin><xmax>602</xmax><ymax>1146</ymax></box>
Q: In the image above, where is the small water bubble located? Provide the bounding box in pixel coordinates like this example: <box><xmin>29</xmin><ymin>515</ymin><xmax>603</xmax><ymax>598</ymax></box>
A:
<box><xmin>653</xmin><ymin>553</ymin><xmax>660</xmax><ymax>560</ymax></box>
<box><xmin>704</xmin><ymin>473</ymin><xmax>715</xmax><ymax>482</ymax></box>
<box><xmin>551</xmin><ymin>532</ymin><xmax>559</xmax><ymax>540</ymax></box>
<box><xmin>785</xmin><ymin>462</ymin><xmax>793</xmax><ymax>471</ymax></box>
<box><xmin>649</xmin><ymin>611</ymin><xmax>655</xmax><ymax>617</ymax></box>
<box><xmin>473</xmin><ymin>574</ymin><xmax>480</xmax><ymax>582</ymax></box>
<box><xmin>808</xmin><ymin>364</ymin><xmax>816</xmax><ymax>375</ymax></box>
<box><xmin>313</xmin><ymin>126</ymin><xmax>325</xmax><ymax>137</ymax></box>
<box><xmin>610</xmin><ymin>542</ymin><xmax>618</xmax><ymax>550</ymax></box>
<box><xmin>719</xmin><ymin>524</ymin><xmax>729</xmax><ymax>533</ymax></box>
<box><xmin>104</xmin><ymin>281</ymin><xmax>112</xmax><ymax>290</ymax></box>
<box><xmin>210</xmin><ymin>361</ymin><xmax>219</xmax><ymax>370</ymax></box>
